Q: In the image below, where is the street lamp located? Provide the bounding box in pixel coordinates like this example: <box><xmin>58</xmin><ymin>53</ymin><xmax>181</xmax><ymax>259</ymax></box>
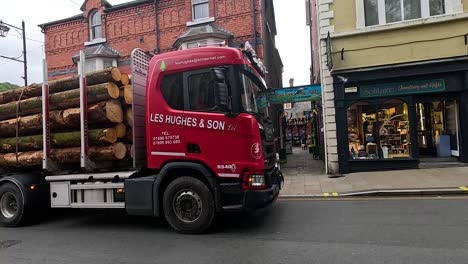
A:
<box><xmin>0</xmin><ymin>20</ymin><xmax>27</xmax><ymax>86</ymax></box>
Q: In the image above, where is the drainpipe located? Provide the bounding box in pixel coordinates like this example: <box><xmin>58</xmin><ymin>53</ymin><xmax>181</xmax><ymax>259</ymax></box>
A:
<box><xmin>308</xmin><ymin>0</ymin><xmax>315</xmax><ymax>84</ymax></box>
<box><xmin>154</xmin><ymin>0</ymin><xmax>160</xmax><ymax>54</ymax></box>
<box><xmin>251</xmin><ymin>0</ymin><xmax>258</xmax><ymax>52</ymax></box>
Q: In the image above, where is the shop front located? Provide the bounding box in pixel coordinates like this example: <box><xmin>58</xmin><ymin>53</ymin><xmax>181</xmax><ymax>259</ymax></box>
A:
<box><xmin>333</xmin><ymin>61</ymin><xmax>468</xmax><ymax>173</ymax></box>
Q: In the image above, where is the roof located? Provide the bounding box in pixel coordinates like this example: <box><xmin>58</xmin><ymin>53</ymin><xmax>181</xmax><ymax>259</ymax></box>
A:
<box><xmin>80</xmin><ymin>0</ymin><xmax>112</xmax><ymax>11</ymax></box>
<box><xmin>104</xmin><ymin>0</ymin><xmax>153</xmax><ymax>12</ymax></box>
<box><xmin>38</xmin><ymin>14</ymin><xmax>84</xmax><ymax>30</ymax></box>
<box><xmin>72</xmin><ymin>44</ymin><xmax>120</xmax><ymax>64</ymax></box>
<box><xmin>173</xmin><ymin>23</ymin><xmax>234</xmax><ymax>48</ymax></box>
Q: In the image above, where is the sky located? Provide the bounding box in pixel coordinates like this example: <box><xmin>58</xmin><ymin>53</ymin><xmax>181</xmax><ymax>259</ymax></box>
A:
<box><xmin>0</xmin><ymin>0</ymin><xmax>311</xmax><ymax>88</ymax></box>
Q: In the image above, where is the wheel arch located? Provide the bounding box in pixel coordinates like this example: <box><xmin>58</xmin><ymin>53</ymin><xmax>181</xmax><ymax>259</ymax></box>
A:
<box><xmin>153</xmin><ymin>161</ymin><xmax>221</xmax><ymax>217</ymax></box>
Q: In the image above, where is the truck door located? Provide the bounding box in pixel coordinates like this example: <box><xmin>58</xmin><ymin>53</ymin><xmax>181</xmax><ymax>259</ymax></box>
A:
<box><xmin>182</xmin><ymin>67</ymin><xmax>245</xmax><ymax>179</ymax></box>
<box><xmin>148</xmin><ymin>72</ymin><xmax>186</xmax><ymax>168</ymax></box>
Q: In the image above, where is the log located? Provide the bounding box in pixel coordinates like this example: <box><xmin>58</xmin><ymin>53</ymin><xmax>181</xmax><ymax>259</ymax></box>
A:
<box><xmin>124</xmin><ymin>128</ymin><xmax>133</xmax><ymax>143</ymax></box>
<box><xmin>0</xmin><ymin>142</ymin><xmax>127</xmax><ymax>167</ymax></box>
<box><xmin>125</xmin><ymin>144</ymin><xmax>134</xmax><ymax>159</ymax></box>
<box><xmin>0</xmin><ymin>100</ymin><xmax>123</xmax><ymax>137</ymax></box>
<box><xmin>125</xmin><ymin>107</ymin><xmax>133</xmax><ymax>127</ymax></box>
<box><xmin>115</xmin><ymin>123</ymin><xmax>127</xmax><ymax>138</ymax></box>
<box><xmin>119</xmin><ymin>85</ymin><xmax>133</xmax><ymax>105</ymax></box>
<box><xmin>48</xmin><ymin>67</ymin><xmax>121</xmax><ymax>94</ymax></box>
<box><xmin>0</xmin><ymin>82</ymin><xmax>120</xmax><ymax>121</ymax></box>
<box><xmin>118</xmin><ymin>73</ymin><xmax>130</xmax><ymax>86</ymax></box>
<box><xmin>0</xmin><ymin>128</ymin><xmax>118</xmax><ymax>153</ymax></box>
<box><xmin>0</xmin><ymin>67</ymin><xmax>122</xmax><ymax>105</ymax></box>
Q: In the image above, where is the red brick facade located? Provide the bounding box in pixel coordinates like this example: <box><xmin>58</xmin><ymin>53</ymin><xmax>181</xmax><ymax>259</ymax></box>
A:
<box><xmin>40</xmin><ymin>0</ymin><xmax>266</xmax><ymax>80</ymax></box>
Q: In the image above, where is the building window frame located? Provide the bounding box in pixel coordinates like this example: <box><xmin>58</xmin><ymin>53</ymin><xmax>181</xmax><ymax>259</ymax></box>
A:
<box><xmin>356</xmin><ymin>0</ymin><xmax>463</xmax><ymax>29</ymax></box>
<box><xmin>89</xmin><ymin>10</ymin><xmax>102</xmax><ymax>41</ymax></box>
<box><xmin>192</xmin><ymin>0</ymin><xmax>210</xmax><ymax>21</ymax></box>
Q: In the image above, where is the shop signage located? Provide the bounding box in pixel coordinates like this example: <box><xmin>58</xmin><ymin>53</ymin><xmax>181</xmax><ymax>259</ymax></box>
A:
<box><xmin>360</xmin><ymin>79</ymin><xmax>445</xmax><ymax>98</ymax></box>
<box><xmin>268</xmin><ymin>85</ymin><xmax>321</xmax><ymax>104</ymax></box>
<box><xmin>345</xmin><ymin>87</ymin><xmax>358</xmax><ymax>93</ymax></box>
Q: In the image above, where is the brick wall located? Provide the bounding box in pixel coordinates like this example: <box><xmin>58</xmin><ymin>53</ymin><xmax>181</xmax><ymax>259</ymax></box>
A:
<box><xmin>42</xmin><ymin>0</ymin><xmax>264</xmax><ymax>79</ymax></box>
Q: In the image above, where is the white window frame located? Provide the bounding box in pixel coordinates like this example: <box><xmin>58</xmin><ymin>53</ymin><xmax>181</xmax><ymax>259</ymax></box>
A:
<box><xmin>89</xmin><ymin>10</ymin><xmax>102</xmax><ymax>41</ymax></box>
<box><xmin>192</xmin><ymin>0</ymin><xmax>209</xmax><ymax>21</ymax></box>
<box><xmin>356</xmin><ymin>0</ymin><xmax>464</xmax><ymax>29</ymax></box>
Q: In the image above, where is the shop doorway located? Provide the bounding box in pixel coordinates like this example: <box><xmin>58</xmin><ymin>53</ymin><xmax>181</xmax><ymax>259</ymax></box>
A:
<box><xmin>416</xmin><ymin>100</ymin><xmax>460</xmax><ymax>157</ymax></box>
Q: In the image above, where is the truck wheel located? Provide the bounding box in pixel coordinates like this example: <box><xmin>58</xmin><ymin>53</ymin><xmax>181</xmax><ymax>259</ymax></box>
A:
<box><xmin>0</xmin><ymin>183</ymin><xmax>26</xmax><ymax>227</ymax></box>
<box><xmin>163</xmin><ymin>177</ymin><xmax>215</xmax><ymax>234</ymax></box>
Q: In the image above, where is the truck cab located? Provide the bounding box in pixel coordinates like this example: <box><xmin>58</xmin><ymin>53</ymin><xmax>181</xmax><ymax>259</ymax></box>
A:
<box><xmin>139</xmin><ymin>46</ymin><xmax>282</xmax><ymax>232</ymax></box>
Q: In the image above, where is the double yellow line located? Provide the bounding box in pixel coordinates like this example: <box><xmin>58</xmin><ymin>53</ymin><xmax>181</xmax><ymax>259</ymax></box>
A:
<box><xmin>323</xmin><ymin>192</ymin><xmax>339</xmax><ymax>197</ymax></box>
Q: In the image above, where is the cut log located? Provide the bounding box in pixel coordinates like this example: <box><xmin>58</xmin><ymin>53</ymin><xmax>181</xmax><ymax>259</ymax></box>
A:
<box><xmin>0</xmin><ymin>100</ymin><xmax>123</xmax><ymax>137</ymax></box>
<box><xmin>115</xmin><ymin>123</ymin><xmax>127</xmax><ymax>138</ymax></box>
<box><xmin>125</xmin><ymin>144</ymin><xmax>134</xmax><ymax>159</ymax></box>
<box><xmin>119</xmin><ymin>85</ymin><xmax>133</xmax><ymax>105</ymax></box>
<box><xmin>0</xmin><ymin>67</ymin><xmax>122</xmax><ymax>105</ymax></box>
<box><xmin>48</xmin><ymin>67</ymin><xmax>121</xmax><ymax>94</ymax></box>
<box><xmin>0</xmin><ymin>82</ymin><xmax>120</xmax><ymax>121</ymax></box>
<box><xmin>0</xmin><ymin>142</ymin><xmax>128</xmax><ymax>167</ymax></box>
<box><xmin>0</xmin><ymin>128</ymin><xmax>118</xmax><ymax>153</ymax></box>
<box><xmin>118</xmin><ymin>73</ymin><xmax>130</xmax><ymax>86</ymax></box>
<box><xmin>125</xmin><ymin>107</ymin><xmax>133</xmax><ymax>127</ymax></box>
<box><xmin>124</xmin><ymin>128</ymin><xmax>133</xmax><ymax>143</ymax></box>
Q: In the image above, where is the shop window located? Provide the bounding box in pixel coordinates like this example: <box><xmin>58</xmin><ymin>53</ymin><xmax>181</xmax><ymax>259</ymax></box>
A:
<box><xmin>347</xmin><ymin>100</ymin><xmax>411</xmax><ymax>160</ymax></box>
<box><xmin>378</xmin><ymin>100</ymin><xmax>411</xmax><ymax>159</ymax></box>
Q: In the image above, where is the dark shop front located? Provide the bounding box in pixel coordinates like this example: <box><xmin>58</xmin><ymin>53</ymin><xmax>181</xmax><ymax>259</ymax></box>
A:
<box><xmin>333</xmin><ymin>60</ymin><xmax>468</xmax><ymax>173</ymax></box>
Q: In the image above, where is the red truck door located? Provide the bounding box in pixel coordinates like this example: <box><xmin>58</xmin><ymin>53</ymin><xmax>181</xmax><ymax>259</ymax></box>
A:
<box><xmin>182</xmin><ymin>67</ymin><xmax>245</xmax><ymax>179</ymax></box>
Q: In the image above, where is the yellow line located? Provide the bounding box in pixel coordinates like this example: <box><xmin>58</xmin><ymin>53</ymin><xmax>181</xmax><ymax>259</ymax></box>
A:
<box><xmin>332</xmin><ymin>192</ymin><xmax>339</xmax><ymax>197</ymax></box>
<box><xmin>323</xmin><ymin>192</ymin><xmax>330</xmax><ymax>197</ymax></box>
<box><xmin>459</xmin><ymin>186</ymin><xmax>468</xmax><ymax>191</ymax></box>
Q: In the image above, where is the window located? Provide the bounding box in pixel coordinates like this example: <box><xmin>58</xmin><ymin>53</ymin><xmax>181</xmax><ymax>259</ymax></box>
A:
<box><xmin>89</xmin><ymin>11</ymin><xmax>102</xmax><ymax>40</ymax></box>
<box><xmin>161</xmin><ymin>73</ymin><xmax>184</xmax><ymax>110</ymax></box>
<box><xmin>188</xmin><ymin>69</ymin><xmax>229</xmax><ymax>112</ymax></box>
<box><xmin>187</xmin><ymin>40</ymin><xmax>207</xmax><ymax>49</ymax></box>
<box><xmin>192</xmin><ymin>0</ymin><xmax>209</xmax><ymax>20</ymax></box>
<box><xmin>364</xmin><ymin>0</ymin><xmax>449</xmax><ymax>26</ymax></box>
<box><xmin>347</xmin><ymin>100</ymin><xmax>411</xmax><ymax>160</ymax></box>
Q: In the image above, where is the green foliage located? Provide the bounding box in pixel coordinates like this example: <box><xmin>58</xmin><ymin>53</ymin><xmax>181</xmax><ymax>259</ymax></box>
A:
<box><xmin>0</xmin><ymin>82</ymin><xmax>20</xmax><ymax>92</ymax></box>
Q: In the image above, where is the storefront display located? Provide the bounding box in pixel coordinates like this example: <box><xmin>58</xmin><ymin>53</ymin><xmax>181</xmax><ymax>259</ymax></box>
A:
<box><xmin>347</xmin><ymin>100</ymin><xmax>411</xmax><ymax>160</ymax></box>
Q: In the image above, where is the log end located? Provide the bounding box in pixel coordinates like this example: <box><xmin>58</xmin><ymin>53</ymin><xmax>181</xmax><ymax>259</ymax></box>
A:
<box><xmin>106</xmin><ymin>82</ymin><xmax>120</xmax><ymax>99</ymax></box>
<box><xmin>103</xmin><ymin>128</ymin><xmax>118</xmax><ymax>143</ymax></box>
<box><xmin>111</xmin><ymin>67</ymin><xmax>122</xmax><ymax>82</ymax></box>
<box><xmin>124</xmin><ymin>85</ymin><xmax>133</xmax><ymax>105</ymax></box>
<box><xmin>120</xmin><ymin>73</ymin><xmax>130</xmax><ymax>86</ymax></box>
<box><xmin>115</xmin><ymin>123</ymin><xmax>127</xmax><ymax>138</ymax></box>
<box><xmin>106</xmin><ymin>100</ymin><xmax>123</xmax><ymax>123</ymax></box>
<box><xmin>113</xmin><ymin>142</ymin><xmax>127</xmax><ymax>160</ymax></box>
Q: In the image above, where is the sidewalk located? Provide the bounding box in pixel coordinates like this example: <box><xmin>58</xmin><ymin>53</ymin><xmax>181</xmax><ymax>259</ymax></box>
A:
<box><xmin>280</xmin><ymin>147</ymin><xmax>468</xmax><ymax>197</ymax></box>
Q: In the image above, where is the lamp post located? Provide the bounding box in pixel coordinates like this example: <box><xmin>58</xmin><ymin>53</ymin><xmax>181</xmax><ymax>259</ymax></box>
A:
<box><xmin>0</xmin><ymin>20</ymin><xmax>27</xmax><ymax>86</ymax></box>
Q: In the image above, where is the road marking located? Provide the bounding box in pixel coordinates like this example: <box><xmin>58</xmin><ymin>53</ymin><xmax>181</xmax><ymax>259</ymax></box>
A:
<box><xmin>332</xmin><ymin>192</ymin><xmax>339</xmax><ymax>197</ymax></box>
<box><xmin>459</xmin><ymin>186</ymin><xmax>468</xmax><ymax>191</ymax></box>
<box><xmin>323</xmin><ymin>192</ymin><xmax>330</xmax><ymax>197</ymax></box>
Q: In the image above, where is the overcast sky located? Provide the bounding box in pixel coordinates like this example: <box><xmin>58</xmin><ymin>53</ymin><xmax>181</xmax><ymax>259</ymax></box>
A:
<box><xmin>0</xmin><ymin>0</ymin><xmax>311</xmax><ymax>88</ymax></box>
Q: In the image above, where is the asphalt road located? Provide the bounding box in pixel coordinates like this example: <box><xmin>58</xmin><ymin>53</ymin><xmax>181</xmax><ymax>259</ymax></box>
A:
<box><xmin>1</xmin><ymin>197</ymin><xmax>468</xmax><ymax>264</ymax></box>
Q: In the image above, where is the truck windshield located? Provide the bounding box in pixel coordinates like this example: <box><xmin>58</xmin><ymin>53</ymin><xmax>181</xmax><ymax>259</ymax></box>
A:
<box><xmin>240</xmin><ymin>71</ymin><xmax>266</xmax><ymax>114</ymax></box>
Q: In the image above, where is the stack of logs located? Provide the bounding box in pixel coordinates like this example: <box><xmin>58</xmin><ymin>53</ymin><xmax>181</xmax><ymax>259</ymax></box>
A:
<box><xmin>0</xmin><ymin>67</ymin><xmax>134</xmax><ymax>167</ymax></box>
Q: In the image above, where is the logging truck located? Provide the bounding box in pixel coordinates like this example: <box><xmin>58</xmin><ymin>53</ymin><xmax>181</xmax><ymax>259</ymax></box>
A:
<box><xmin>0</xmin><ymin>46</ymin><xmax>283</xmax><ymax>233</ymax></box>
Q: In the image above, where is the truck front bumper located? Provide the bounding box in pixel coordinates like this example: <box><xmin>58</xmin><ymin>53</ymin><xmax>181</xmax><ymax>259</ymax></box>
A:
<box><xmin>219</xmin><ymin>168</ymin><xmax>284</xmax><ymax>212</ymax></box>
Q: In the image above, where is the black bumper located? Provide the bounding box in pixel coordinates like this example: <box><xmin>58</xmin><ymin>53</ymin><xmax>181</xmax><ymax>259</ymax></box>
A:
<box><xmin>219</xmin><ymin>168</ymin><xmax>284</xmax><ymax>212</ymax></box>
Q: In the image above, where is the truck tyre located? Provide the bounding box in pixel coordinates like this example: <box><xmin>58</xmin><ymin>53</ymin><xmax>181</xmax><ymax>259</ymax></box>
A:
<box><xmin>163</xmin><ymin>177</ymin><xmax>215</xmax><ymax>234</ymax></box>
<box><xmin>0</xmin><ymin>183</ymin><xmax>27</xmax><ymax>227</ymax></box>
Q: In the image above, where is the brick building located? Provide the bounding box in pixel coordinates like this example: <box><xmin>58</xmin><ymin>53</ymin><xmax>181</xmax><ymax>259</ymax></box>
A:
<box><xmin>38</xmin><ymin>0</ymin><xmax>282</xmax><ymax>89</ymax></box>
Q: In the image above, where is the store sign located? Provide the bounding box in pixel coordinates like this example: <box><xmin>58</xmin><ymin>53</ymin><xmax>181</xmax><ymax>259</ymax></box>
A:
<box><xmin>360</xmin><ymin>79</ymin><xmax>445</xmax><ymax>98</ymax></box>
<box><xmin>268</xmin><ymin>85</ymin><xmax>321</xmax><ymax>104</ymax></box>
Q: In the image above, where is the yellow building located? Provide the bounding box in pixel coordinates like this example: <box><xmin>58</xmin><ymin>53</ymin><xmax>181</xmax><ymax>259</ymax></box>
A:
<box><xmin>317</xmin><ymin>0</ymin><xmax>468</xmax><ymax>173</ymax></box>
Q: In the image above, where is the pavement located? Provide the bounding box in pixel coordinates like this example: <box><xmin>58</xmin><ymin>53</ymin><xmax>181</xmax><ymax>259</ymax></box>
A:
<box><xmin>280</xmin><ymin>147</ymin><xmax>468</xmax><ymax>197</ymax></box>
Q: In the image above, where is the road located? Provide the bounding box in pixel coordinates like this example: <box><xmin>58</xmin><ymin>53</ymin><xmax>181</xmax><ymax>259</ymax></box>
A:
<box><xmin>1</xmin><ymin>197</ymin><xmax>468</xmax><ymax>264</ymax></box>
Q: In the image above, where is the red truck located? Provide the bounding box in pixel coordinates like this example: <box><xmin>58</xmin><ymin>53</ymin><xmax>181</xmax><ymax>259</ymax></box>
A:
<box><xmin>0</xmin><ymin>46</ymin><xmax>283</xmax><ymax>233</ymax></box>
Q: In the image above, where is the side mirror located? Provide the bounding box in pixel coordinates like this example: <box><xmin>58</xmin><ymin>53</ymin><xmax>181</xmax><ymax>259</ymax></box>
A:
<box><xmin>211</xmin><ymin>68</ymin><xmax>230</xmax><ymax>112</ymax></box>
